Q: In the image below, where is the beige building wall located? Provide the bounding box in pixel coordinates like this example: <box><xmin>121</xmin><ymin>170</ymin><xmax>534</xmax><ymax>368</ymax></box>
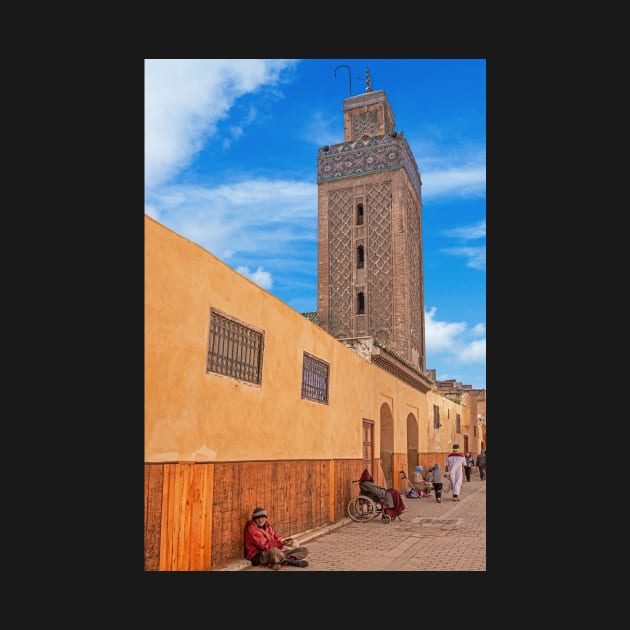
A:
<box><xmin>146</xmin><ymin>214</ymin><xmax>401</xmax><ymax>463</ymax></box>
<box><xmin>146</xmin><ymin>214</ymin><xmax>463</xmax><ymax>465</ymax></box>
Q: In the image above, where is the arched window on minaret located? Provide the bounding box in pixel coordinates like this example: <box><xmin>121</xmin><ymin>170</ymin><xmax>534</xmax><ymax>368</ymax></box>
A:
<box><xmin>357</xmin><ymin>245</ymin><xmax>364</xmax><ymax>269</ymax></box>
<box><xmin>357</xmin><ymin>291</ymin><xmax>365</xmax><ymax>315</ymax></box>
<box><xmin>356</xmin><ymin>203</ymin><xmax>364</xmax><ymax>225</ymax></box>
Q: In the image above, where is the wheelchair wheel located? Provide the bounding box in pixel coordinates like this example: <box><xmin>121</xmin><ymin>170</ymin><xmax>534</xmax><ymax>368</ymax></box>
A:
<box><xmin>442</xmin><ymin>478</ymin><xmax>452</xmax><ymax>494</ymax></box>
<box><xmin>381</xmin><ymin>513</ymin><xmax>392</xmax><ymax>524</ymax></box>
<box><xmin>347</xmin><ymin>495</ymin><xmax>379</xmax><ymax>521</ymax></box>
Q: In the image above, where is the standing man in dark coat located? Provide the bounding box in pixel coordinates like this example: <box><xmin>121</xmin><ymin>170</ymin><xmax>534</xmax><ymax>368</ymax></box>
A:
<box><xmin>476</xmin><ymin>450</ymin><xmax>487</xmax><ymax>480</ymax></box>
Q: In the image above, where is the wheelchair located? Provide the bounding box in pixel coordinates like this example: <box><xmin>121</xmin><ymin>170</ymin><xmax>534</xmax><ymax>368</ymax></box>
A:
<box><xmin>347</xmin><ymin>479</ymin><xmax>397</xmax><ymax>524</ymax></box>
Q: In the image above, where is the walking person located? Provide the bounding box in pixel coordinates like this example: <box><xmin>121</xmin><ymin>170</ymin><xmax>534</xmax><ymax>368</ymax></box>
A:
<box><xmin>476</xmin><ymin>449</ymin><xmax>487</xmax><ymax>481</ymax></box>
<box><xmin>429</xmin><ymin>463</ymin><xmax>444</xmax><ymax>503</ymax></box>
<box><xmin>244</xmin><ymin>506</ymin><xmax>310</xmax><ymax>570</ymax></box>
<box><xmin>464</xmin><ymin>451</ymin><xmax>474</xmax><ymax>482</ymax></box>
<box><xmin>445</xmin><ymin>444</ymin><xmax>465</xmax><ymax>501</ymax></box>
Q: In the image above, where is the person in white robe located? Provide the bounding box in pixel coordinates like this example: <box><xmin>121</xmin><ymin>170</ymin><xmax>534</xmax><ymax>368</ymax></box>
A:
<box><xmin>445</xmin><ymin>444</ymin><xmax>465</xmax><ymax>501</ymax></box>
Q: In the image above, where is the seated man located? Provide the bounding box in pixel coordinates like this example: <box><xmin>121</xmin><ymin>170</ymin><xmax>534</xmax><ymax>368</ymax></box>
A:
<box><xmin>411</xmin><ymin>465</ymin><xmax>433</xmax><ymax>495</ymax></box>
<box><xmin>359</xmin><ymin>468</ymin><xmax>394</xmax><ymax>507</ymax></box>
<box><xmin>358</xmin><ymin>469</ymin><xmax>406</xmax><ymax>519</ymax></box>
<box><xmin>244</xmin><ymin>506</ymin><xmax>309</xmax><ymax>570</ymax></box>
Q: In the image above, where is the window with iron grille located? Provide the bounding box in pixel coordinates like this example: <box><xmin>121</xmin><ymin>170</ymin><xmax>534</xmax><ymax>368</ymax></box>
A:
<box><xmin>301</xmin><ymin>352</ymin><xmax>329</xmax><ymax>404</ymax></box>
<box><xmin>207</xmin><ymin>309</ymin><xmax>264</xmax><ymax>384</ymax></box>
<box><xmin>456</xmin><ymin>413</ymin><xmax>461</xmax><ymax>433</ymax></box>
<box><xmin>433</xmin><ymin>404</ymin><xmax>440</xmax><ymax>428</ymax></box>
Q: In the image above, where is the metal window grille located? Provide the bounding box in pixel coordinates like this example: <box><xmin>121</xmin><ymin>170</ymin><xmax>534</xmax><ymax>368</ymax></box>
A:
<box><xmin>456</xmin><ymin>413</ymin><xmax>461</xmax><ymax>433</ymax></box>
<box><xmin>301</xmin><ymin>352</ymin><xmax>329</xmax><ymax>404</ymax></box>
<box><xmin>207</xmin><ymin>310</ymin><xmax>263</xmax><ymax>384</ymax></box>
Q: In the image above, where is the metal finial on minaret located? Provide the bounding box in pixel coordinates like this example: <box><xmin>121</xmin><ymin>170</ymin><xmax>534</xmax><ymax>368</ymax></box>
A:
<box><xmin>365</xmin><ymin>68</ymin><xmax>373</xmax><ymax>92</ymax></box>
<box><xmin>334</xmin><ymin>65</ymin><xmax>353</xmax><ymax>97</ymax></box>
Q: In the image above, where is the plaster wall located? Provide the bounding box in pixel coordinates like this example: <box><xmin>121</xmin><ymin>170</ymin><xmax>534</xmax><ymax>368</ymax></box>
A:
<box><xmin>145</xmin><ymin>215</ymin><xmax>443</xmax><ymax>464</ymax></box>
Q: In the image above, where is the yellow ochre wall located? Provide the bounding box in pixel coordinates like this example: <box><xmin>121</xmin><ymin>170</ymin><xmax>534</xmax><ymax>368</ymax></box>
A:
<box><xmin>146</xmin><ymin>214</ymin><xmax>378</xmax><ymax>463</ymax></box>
<box><xmin>144</xmin><ymin>214</ymin><xmax>477</xmax><ymax>570</ymax></box>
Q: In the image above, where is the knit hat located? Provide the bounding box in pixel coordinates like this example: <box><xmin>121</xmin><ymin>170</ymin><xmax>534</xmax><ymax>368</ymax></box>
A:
<box><xmin>252</xmin><ymin>507</ymin><xmax>267</xmax><ymax>519</ymax></box>
<box><xmin>452</xmin><ymin>444</ymin><xmax>460</xmax><ymax>452</ymax></box>
<box><xmin>415</xmin><ymin>465</ymin><xmax>423</xmax><ymax>473</ymax></box>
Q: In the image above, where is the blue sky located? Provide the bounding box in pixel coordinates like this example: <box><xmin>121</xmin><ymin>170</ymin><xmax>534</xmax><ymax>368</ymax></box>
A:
<box><xmin>144</xmin><ymin>59</ymin><xmax>486</xmax><ymax>389</ymax></box>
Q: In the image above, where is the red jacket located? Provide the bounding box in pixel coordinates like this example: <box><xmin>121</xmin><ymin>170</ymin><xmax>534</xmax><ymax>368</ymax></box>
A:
<box><xmin>244</xmin><ymin>519</ymin><xmax>286</xmax><ymax>561</ymax></box>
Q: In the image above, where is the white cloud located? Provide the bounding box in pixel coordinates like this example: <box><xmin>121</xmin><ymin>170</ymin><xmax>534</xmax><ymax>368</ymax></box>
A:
<box><xmin>458</xmin><ymin>338</ymin><xmax>486</xmax><ymax>363</ymax></box>
<box><xmin>425</xmin><ymin>306</ymin><xmax>485</xmax><ymax>369</ymax></box>
<box><xmin>236</xmin><ymin>266</ymin><xmax>273</xmax><ymax>290</ymax></box>
<box><xmin>147</xmin><ymin>178</ymin><xmax>317</xmax><ymax>262</ymax></box>
<box><xmin>422</xmin><ymin>165</ymin><xmax>486</xmax><ymax>199</ymax></box>
<box><xmin>411</xmin><ymin>142</ymin><xmax>485</xmax><ymax>201</ymax></box>
<box><xmin>441</xmin><ymin>219</ymin><xmax>486</xmax><ymax>270</ymax></box>
<box><xmin>444</xmin><ymin>219</ymin><xmax>485</xmax><ymax>240</ymax></box>
<box><xmin>442</xmin><ymin>245</ymin><xmax>486</xmax><ymax>271</ymax></box>
<box><xmin>424</xmin><ymin>307</ymin><xmax>466</xmax><ymax>353</ymax></box>
<box><xmin>144</xmin><ymin>59</ymin><xmax>299</xmax><ymax>190</ymax></box>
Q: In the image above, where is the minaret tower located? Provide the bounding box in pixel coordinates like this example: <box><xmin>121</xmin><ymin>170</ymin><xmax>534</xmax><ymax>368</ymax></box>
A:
<box><xmin>316</xmin><ymin>68</ymin><xmax>426</xmax><ymax>372</ymax></box>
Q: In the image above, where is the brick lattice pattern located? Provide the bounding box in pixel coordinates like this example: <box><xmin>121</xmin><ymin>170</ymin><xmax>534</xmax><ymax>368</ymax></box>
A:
<box><xmin>367</xmin><ymin>182</ymin><xmax>393</xmax><ymax>343</ymax></box>
<box><xmin>328</xmin><ymin>188</ymin><xmax>354</xmax><ymax>338</ymax></box>
<box><xmin>405</xmin><ymin>185</ymin><xmax>423</xmax><ymax>366</ymax></box>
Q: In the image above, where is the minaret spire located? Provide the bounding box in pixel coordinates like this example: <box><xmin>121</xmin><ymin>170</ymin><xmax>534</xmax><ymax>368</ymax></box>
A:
<box><xmin>365</xmin><ymin>68</ymin><xmax>373</xmax><ymax>92</ymax></box>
